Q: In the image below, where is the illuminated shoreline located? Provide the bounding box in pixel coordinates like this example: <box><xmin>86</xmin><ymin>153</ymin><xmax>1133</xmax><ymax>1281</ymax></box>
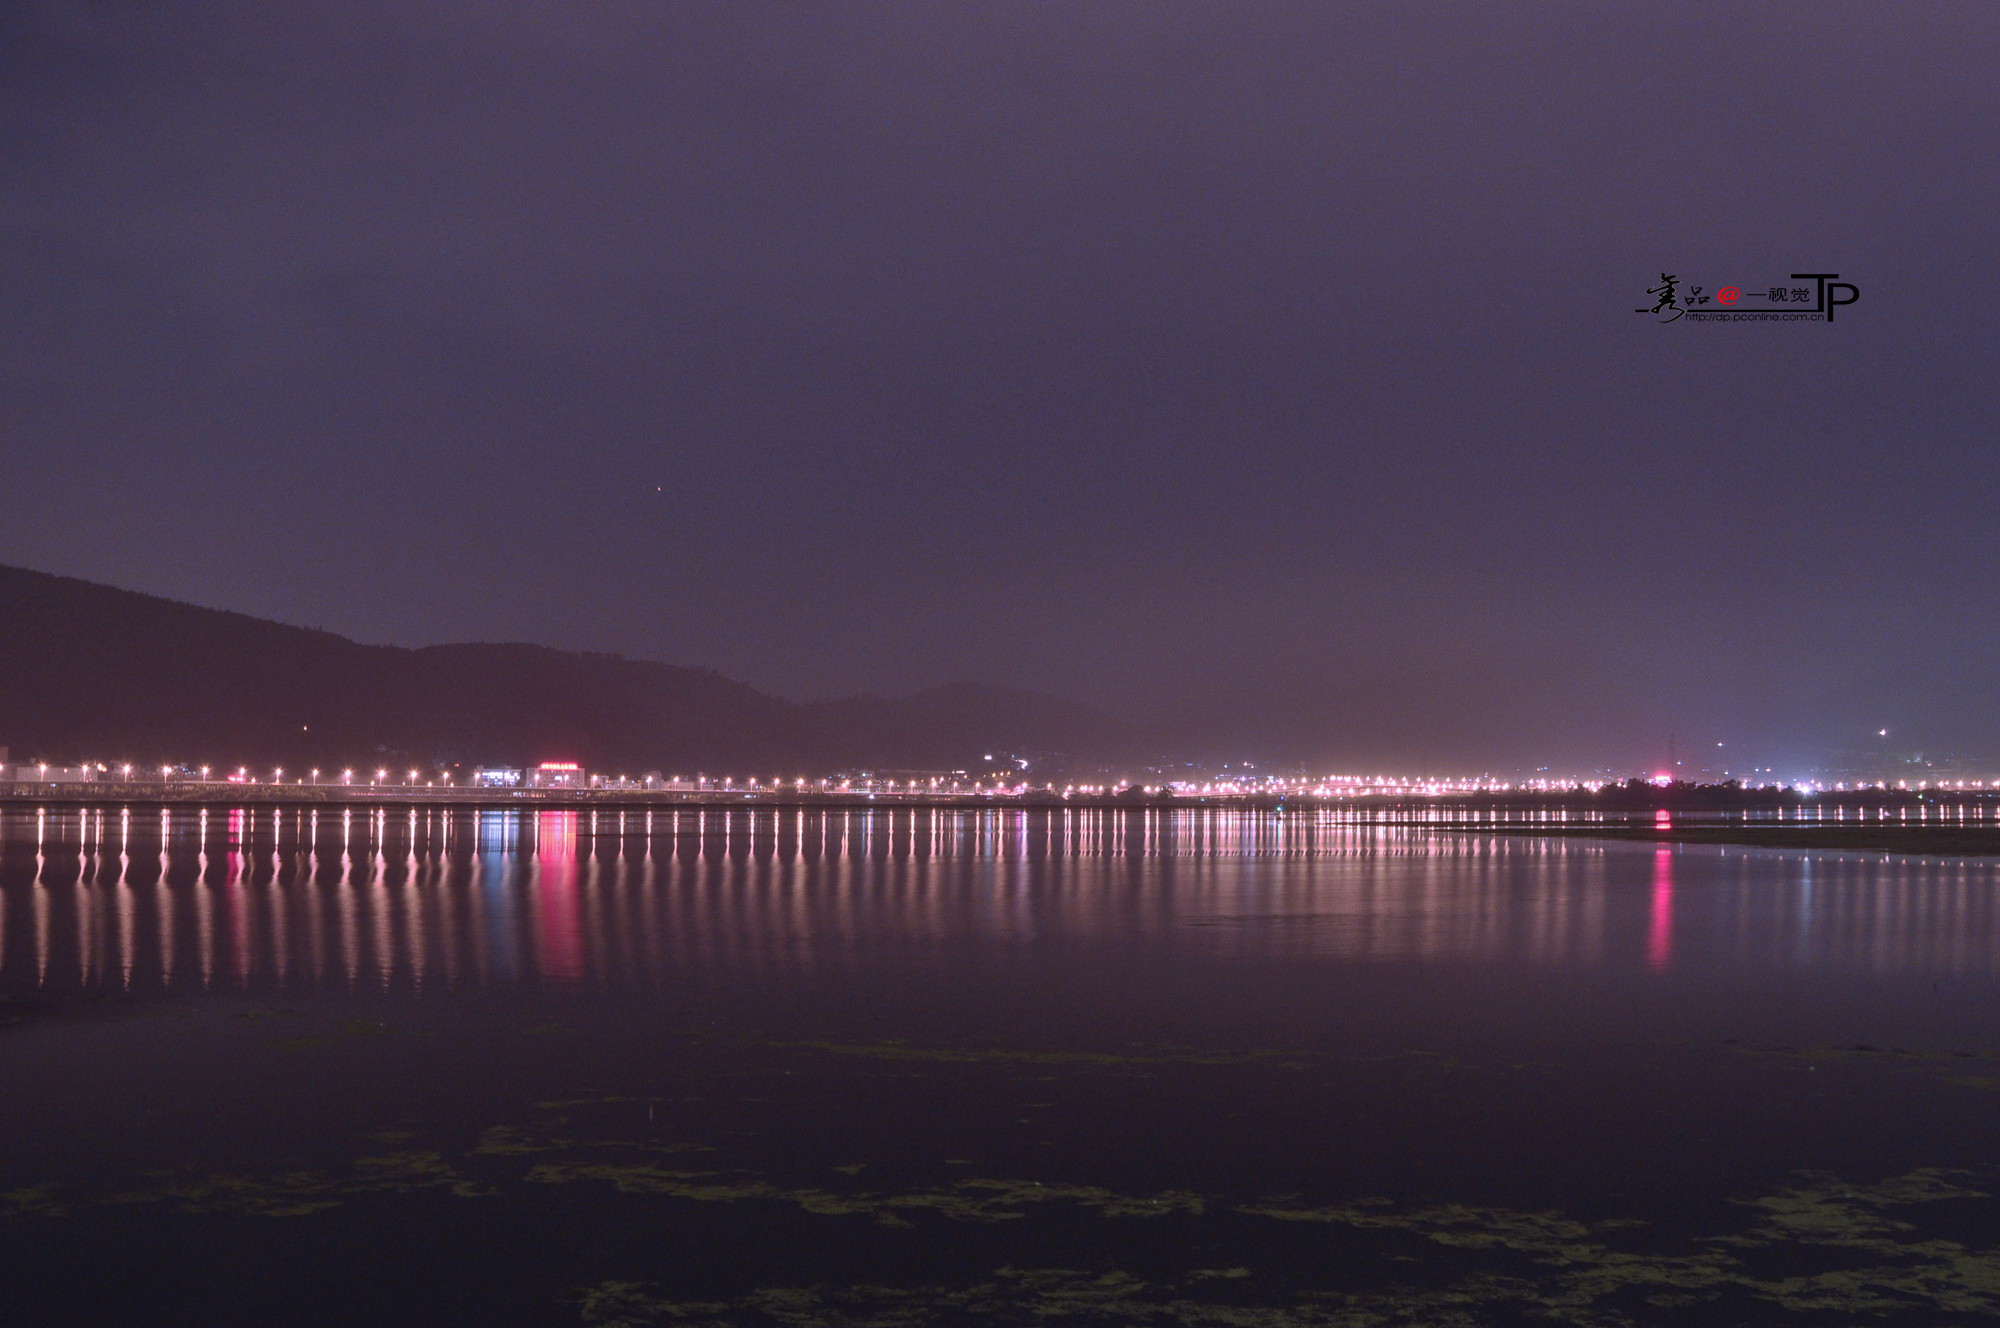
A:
<box><xmin>4</xmin><ymin>782</ymin><xmax>1998</xmax><ymax>822</ymax></box>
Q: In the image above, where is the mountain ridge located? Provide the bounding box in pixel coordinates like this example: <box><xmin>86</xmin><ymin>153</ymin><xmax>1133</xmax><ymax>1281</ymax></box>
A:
<box><xmin>0</xmin><ymin>564</ymin><xmax>1140</xmax><ymax>776</ymax></box>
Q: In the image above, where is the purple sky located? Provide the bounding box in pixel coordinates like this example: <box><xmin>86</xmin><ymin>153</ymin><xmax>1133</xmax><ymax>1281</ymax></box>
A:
<box><xmin>3</xmin><ymin>3</ymin><xmax>1996</xmax><ymax>771</ymax></box>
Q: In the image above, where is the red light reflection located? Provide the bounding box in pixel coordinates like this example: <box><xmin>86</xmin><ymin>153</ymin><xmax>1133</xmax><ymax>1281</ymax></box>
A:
<box><xmin>532</xmin><ymin>812</ymin><xmax>584</xmax><ymax>982</ymax></box>
<box><xmin>1647</xmin><ymin>847</ymin><xmax>1673</xmax><ymax>972</ymax></box>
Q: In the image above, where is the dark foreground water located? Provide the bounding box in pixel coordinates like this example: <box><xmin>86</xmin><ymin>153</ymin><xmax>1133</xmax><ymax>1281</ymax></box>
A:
<box><xmin>5</xmin><ymin>804</ymin><xmax>2000</xmax><ymax>1326</ymax></box>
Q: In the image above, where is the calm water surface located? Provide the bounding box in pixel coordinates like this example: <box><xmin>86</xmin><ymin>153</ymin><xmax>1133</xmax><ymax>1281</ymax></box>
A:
<box><xmin>4</xmin><ymin>804</ymin><xmax>2000</xmax><ymax>1325</ymax></box>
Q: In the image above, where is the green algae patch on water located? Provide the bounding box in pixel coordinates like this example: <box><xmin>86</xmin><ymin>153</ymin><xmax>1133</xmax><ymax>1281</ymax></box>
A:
<box><xmin>524</xmin><ymin>1163</ymin><xmax>780</xmax><ymax>1206</ymax></box>
<box><xmin>775</xmin><ymin>1038</ymin><xmax>1303</xmax><ymax>1071</ymax></box>
<box><xmin>113</xmin><ymin>1171</ymin><xmax>352</xmax><ymax>1219</ymax></box>
<box><xmin>349</xmin><ymin>1149</ymin><xmax>496</xmax><ymax>1198</ymax></box>
<box><xmin>8</xmin><ymin>1079</ymin><xmax>1999</xmax><ymax>1325</ymax></box>
<box><xmin>473</xmin><ymin>1124</ymin><xmax>566</xmax><ymax>1156</ymax></box>
<box><xmin>1719</xmin><ymin>1168</ymin><xmax>1987</xmax><ymax>1251</ymax></box>
<box><xmin>578</xmin><ymin>1281</ymin><xmax>732</xmax><ymax>1328</ymax></box>
<box><xmin>572</xmin><ymin>1265</ymin><xmax>1598</xmax><ymax>1328</ymax></box>
<box><xmin>1943</xmin><ymin>1075</ymin><xmax>2000</xmax><ymax>1092</ymax></box>
<box><xmin>1232</xmin><ymin>1168</ymin><xmax>2000</xmax><ymax>1323</ymax></box>
<box><xmin>474</xmin><ymin>1120</ymin><xmax>712</xmax><ymax>1162</ymax></box>
<box><xmin>520</xmin><ymin>1161</ymin><xmax>1213</xmax><ymax>1228</ymax></box>
<box><xmin>11</xmin><ymin>1115</ymin><xmax>2000</xmax><ymax>1325</ymax></box>
<box><xmin>573</xmin><ymin>1213</ymin><xmax>2000</xmax><ymax>1328</ymax></box>
<box><xmin>531</xmin><ymin>1094</ymin><xmax>643</xmax><ymax>1112</ymax></box>
<box><xmin>0</xmin><ymin>1184</ymin><xmax>80</xmax><ymax>1219</ymax></box>
<box><xmin>4</xmin><ymin>1147</ymin><xmax>498</xmax><ymax>1220</ymax></box>
<box><xmin>949</xmin><ymin>1177</ymin><xmax>1206</xmax><ymax>1218</ymax></box>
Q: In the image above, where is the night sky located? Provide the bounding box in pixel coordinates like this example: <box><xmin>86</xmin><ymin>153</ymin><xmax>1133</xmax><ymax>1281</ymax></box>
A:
<box><xmin>3</xmin><ymin>3</ymin><xmax>1995</xmax><ymax>773</ymax></box>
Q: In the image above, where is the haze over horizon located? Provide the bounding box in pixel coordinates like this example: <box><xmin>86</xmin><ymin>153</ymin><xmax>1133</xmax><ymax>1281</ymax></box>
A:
<box><xmin>4</xmin><ymin>4</ymin><xmax>1996</xmax><ymax>773</ymax></box>
<box><xmin>0</xmin><ymin>562</ymin><xmax>1972</xmax><ymax>782</ymax></box>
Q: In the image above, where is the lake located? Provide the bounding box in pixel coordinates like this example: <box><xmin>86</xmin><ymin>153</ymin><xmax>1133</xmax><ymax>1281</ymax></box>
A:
<box><xmin>4</xmin><ymin>803</ymin><xmax>2000</xmax><ymax>1325</ymax></box>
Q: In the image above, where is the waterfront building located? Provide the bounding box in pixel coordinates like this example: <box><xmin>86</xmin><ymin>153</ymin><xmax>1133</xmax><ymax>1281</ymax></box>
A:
<box><xmin>2</xmin><ymin>763</ymin><xmax>96</xmax><ymax>784</ymax></box>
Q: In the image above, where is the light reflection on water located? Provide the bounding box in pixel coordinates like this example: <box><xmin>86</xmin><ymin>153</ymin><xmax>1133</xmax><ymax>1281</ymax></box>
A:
<box><xmin>4</xmin><ymin>804</ymin><xmax>2000</xmax><ymax>996</ymax></box>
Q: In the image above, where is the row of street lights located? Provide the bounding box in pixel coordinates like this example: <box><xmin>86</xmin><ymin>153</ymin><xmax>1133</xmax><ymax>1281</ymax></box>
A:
<box><xmin>26</xmin><ymin>764</ymin><xmax>413</xmax><ymax>786</ymax></box>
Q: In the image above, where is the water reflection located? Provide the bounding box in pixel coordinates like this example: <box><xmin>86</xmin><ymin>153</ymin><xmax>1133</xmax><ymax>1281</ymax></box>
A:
<box><xmin>1648</xmin><ymin>847</ymin><xmax>1674</xmax><ymax>971</ymax></box>
<box><xmin>3</xmin><ymin>805</ymin><xmax>1999</xmax><ymax>996</ymax></box>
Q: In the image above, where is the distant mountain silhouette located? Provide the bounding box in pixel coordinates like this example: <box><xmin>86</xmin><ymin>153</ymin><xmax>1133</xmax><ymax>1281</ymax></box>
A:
<box><xmin>0</xmin><ymin>565</ymin><xmax>1139</xmax><ymax>777</ymax></box>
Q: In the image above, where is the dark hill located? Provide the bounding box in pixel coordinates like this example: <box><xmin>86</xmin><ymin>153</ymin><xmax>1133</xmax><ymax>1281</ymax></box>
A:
<box><xmin>0</xmin><ymin>565</ymin><xmax>1138</xmax><ymax>777</ymax></box>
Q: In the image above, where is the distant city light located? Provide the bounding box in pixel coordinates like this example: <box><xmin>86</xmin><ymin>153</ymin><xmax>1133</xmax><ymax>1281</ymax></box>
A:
<box><xmin>12</xmin><ymin>753</ymin><xmax>1998</xmax><ymax>805</ymax></box>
